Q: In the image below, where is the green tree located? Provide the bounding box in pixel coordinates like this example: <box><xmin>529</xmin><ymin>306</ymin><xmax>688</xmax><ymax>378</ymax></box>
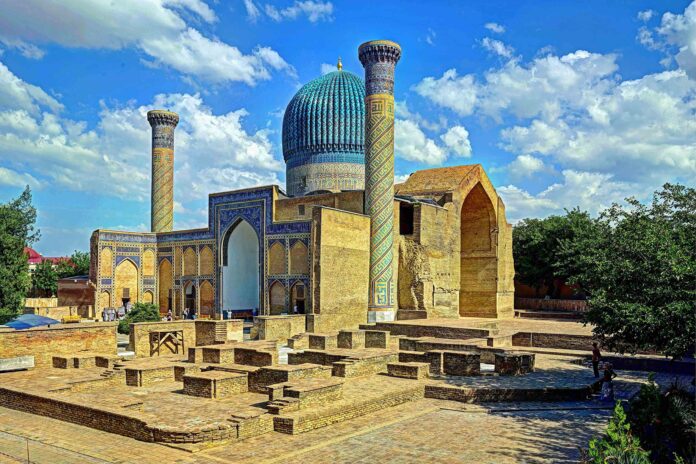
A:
<box><xmin>513</xmin><ymin>208</ymin><xmax>596</xmax><ymax>297</ymax></box>
<box><xmin>0</xmin><ymin>187</ymin><xmax>39</xmax><ymax>324</ymax></box>
<box><xmin>582</xmin><ymin>402</ymin><xmax>651</xmax><ymax>464</ymax></box>
<box><xmin>117</xmin><ymin>302</ymin><xmax>160</xmax><ymax>335</ymax></box>
<box><xmin>573</xmin><ymin>184</ymin><xmax>696</xmax><ymax>358</ymax></box>
<box><xmin>56</xmin><ymin>250</ymin><xmax>90</xmax><ymax>278</ymax></box>
<box><xmin>32</xmin><ymin>259</ymin><xmax>58</xmax><ymax>297</ymax></box>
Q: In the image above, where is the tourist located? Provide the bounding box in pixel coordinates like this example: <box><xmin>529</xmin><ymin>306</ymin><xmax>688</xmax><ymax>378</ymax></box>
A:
<box><xmin>591</xmin><ymin>342</ymin><xmax>601</xmax><ymax>378</ymax></box>
<box><xmin>117</xmin><ymin>306</ymin><xmax>125</xmax><ymax>320</ymax></box>
<box><xmin>600</xmin><ymin>363</ymin><xmax>617</xmax><ymax>401</ymax></box>
<box><xmin>293</xmin><ymin>304</ymin><xmax>298</xmax><ymax>314</ymax></box>
<box><xmin>101</xmin><ymin>307</ymin><xmax>107</xmax><ymax>322</ymax></box>
<box><xmin>183</xmin><ymin>308</ymin><xmax>189</xmax><ymax>320</ymax></box>
<box><xmin>166</xmin><ymin>310</ymin><xmax>173</xmax><ymax>321</ymax></box>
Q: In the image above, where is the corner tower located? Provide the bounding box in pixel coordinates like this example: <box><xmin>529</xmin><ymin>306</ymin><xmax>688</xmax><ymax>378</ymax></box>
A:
<box><xmin>147</xmin><ymin>110</ymin><xmax>179</xmax><ymax>233</ymax></box>
<box><xmin>359</xmin><ymin>40</ymin><xmax>401</xmax><ymax>322</ymax></box>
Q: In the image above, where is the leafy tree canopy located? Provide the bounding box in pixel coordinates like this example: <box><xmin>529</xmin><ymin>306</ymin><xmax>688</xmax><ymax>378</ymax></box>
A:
<box><xmin>117</xmin><ymin>302</ymin><xmax>160</xmax><ymax>335</ymax></box>
<box><xmin>32</xmin><ymin>259</ymin><xmax>58</xmax><ymax>297</ymax></box>
<box><xmin>0</xmin><ymin>187</ymin><xmax>38</xmax><ymax>324</ymax></box>
<box><xmin>56</xmin><ymin>250</ymin><xmax>90</xmax><ymax>278</ymax></box>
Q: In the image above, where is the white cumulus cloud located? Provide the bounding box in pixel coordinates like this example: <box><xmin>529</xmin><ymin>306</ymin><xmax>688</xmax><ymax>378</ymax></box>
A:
<box><xmin>394</xmin><ymin>119</ymin><xmax>446</xmax><ymax>165</ymax></box>
<box><xmin>0</xmin><ymin>0</ymin><xmax>292</xmax><ymax>85</ymax></box>
<box><xmin>440</xmin><ymin>126</ymin><xmax>472</xmax><ymax>157</ymax></box>
<box><xmin>485</xmin><ymin>22</ymin><xmax>505</xmax><ymax>34</ymax></box>
<box><xmin>264</xmin><ymin>1</ymin><xmax>333</xmax><ymax>22</ymax></box>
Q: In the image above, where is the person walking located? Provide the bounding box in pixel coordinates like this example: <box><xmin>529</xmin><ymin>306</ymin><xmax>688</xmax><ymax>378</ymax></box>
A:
<box><xmin>591</xmin><ymin>342</ymin><xmax>601</xmax><ymax>378</ymax></box>
<box><xmin>600</xmin><ymin>363</ymin><xmax>617</xmax><ymax>401</ymax></box>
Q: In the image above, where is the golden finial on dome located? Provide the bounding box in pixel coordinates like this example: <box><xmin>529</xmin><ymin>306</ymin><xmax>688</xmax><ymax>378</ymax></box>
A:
<box><xmin>337</xmin><ymin>57</ymin><xmax>343</xmax><ymax>71</ymax></box>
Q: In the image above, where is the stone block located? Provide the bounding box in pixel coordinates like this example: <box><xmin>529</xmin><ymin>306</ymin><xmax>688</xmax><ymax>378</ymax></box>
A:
<box><xmin>442</xmin><ymin>351</ymin><xmax>480</xmax><ymax>376</ymax></box>
<box><xmin>173</xmin><ymin>363</ymin><xmax>203</xmax><ymax>382</ymax></box>
<box><xmin>364</xmin><ymin>330</ymin><xmax>390</xmax><ymax>349</ymax></box>
<box><xmin>234</xmin><ymin>347</ymin><xmax>277</xmax><ymax>367</ymax></box>
<box><xmin>124</xmin><ymin>365</ymin><xmax>174</xmax><ymax>387</ymax></box>
<box><xmin>201</xmin><ymin>345</ymin><xmax>235</xmax><ymax>364</ymax></box>
<box><xmin>337</xmin><ymin>330</ymin><xmax>365</xmax><ymax>349</ymax></box>
<box><xmin>424</xmin><ymin>350</ymin><xmax>445</xmax><ymax>375</ymax></box>
<box><xmin>72</xmin><ymin>354</ymin><xmax>97</xmax><ymax>368</ymax></box>
<box><xmin>183</xmin><ymin>371</ymin><xmax>248</xmax><ymax>399</ymax></box>
<box><xmin>398</xmin><ymin>351</ymin><xmax>427</xmax><ymax>363</ymax></box>
<box><xmin>0</xmin><ymin>355</ymin><xmax>34</xmax><ymax>372</ymax></box>
<box><xmin>52</xmin><ymin>356</ymin><xmax>72</xmax><ymax>369</ymax></box>
<box><xmin>387</xmin><ymin>362</ymin><xmax>430</xmax><ymax>379</ymax></box>
<box><xmin>308</xmin><ymin>334</ymin><xmax>337</xmax><ymax>350</ymax></box>
<box><xmin>187</xmin><ymin>347</ymin><xmax>204</xmax><ymax>363</ymax></box>
<box><xmin>494</xmin><ymin>352</ymin><xmax>535</xmax><ymax>375</ymax></box>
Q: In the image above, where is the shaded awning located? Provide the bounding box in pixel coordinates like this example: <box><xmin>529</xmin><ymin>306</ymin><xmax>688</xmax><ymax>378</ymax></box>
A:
<box><xmin>4</xmin><ymin>314</ymin><xmax>60</xmax><ymax>330</ymax></box>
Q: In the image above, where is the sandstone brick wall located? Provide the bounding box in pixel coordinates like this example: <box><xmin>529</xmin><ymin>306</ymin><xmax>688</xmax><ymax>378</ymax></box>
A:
<box><xmin>310</xmin><ymin>207</ymin><xmax>369</xmax><ymax>332</ymax></box>
<box><xmin>130</xmin><ymin>320</ymin><xmax>242</xmax><ymax>357</ymax></box>
<box><xmin>0</xmin><ymin>323</ymin><xmax>117</xmax><ymax>367</ymax></box>
<box><xmin>512</xmin><ymin>332</ymin><xmax>594</xmax><ymax>350</ymax></box>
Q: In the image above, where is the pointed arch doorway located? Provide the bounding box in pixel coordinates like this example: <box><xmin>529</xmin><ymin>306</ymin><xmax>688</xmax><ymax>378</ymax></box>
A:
<box><xmin>221</xmin><ymin>219</ymin><xmax>260</xmax><ymax>315</ymax></box>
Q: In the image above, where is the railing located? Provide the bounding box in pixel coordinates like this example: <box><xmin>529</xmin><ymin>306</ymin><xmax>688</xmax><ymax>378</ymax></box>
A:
<box><xmin>514</xmin><ymin>297</ymin><xmax>588</xmax><ymax>312</ymax></box>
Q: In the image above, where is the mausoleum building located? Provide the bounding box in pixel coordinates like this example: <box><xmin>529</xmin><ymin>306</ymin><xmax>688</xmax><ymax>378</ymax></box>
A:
<box><xmin>89</xmin><ymin>41</ymin><xmax>515</xmax><ymax>333</ymax></box>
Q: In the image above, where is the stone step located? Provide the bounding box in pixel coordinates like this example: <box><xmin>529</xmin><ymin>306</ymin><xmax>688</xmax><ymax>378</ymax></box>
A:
<box><xmin>272</xmin><ymin>380</ymin><xmax>423</xmax><ymax>435</ymax></box>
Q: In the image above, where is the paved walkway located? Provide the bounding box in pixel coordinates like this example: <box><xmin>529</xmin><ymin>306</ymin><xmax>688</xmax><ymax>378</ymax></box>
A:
<box><xmin>0</xmin><ymin>398</ymin><xmax>612</xmax><ymax>464</ymax></box>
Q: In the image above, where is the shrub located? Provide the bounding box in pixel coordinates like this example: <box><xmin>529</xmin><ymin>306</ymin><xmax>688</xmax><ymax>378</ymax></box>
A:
<box><xmin>117</xmin><ymin>302</ymin><xmax>160</xmax><ymax>335</ymax></box>
<box><xmin>582</xmin><ymin>402</ymin><xmax>651</xmax><ymax>464</ymax></box>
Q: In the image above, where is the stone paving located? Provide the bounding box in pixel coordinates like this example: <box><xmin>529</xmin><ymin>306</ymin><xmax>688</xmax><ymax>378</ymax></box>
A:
<box><xmin>0</xmin><ymin>399</ymin><xmax>613</xmax><ymax>464</ymax></box>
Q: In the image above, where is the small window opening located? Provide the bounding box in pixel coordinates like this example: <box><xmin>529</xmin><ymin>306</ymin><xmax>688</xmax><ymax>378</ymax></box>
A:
<box><xmin>400</xmin><ymin>202</ymin><xmax>414</xmax><ymax>235</ymax></box>
<box><xmin>298</xmin><ymin>204</ymin><xmax>305</xmax><ymax>215</ymax></box>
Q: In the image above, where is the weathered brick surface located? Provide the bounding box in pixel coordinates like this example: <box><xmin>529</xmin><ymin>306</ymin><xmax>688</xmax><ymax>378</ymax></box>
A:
<box><xmin>125</xmin><ymin>366</ymin><xmax>174</xmax><ymax>387</ymax></box>
<box><xmin>398</xmin><ymin>351</ymin><xmax>427</xmax><ymax>363</ymax></box>
<box><xmin>331</xmin><ymin>352</ymin><xmax>398</xmax><ymax>378</ymax></box>
<box><xmin>494</xmin><ymin>352</ymin><xmax>535</xmax><ymax>375</ymax></box>
<box><xmin>425</xmin><ymin>350</ymin><xmax>445</xmax><ymax>375</ymax></box>
<box><xmin>173</xmin><ymin>363</ymin><xmax>203</xmax><ymax>382</ymax></box>
<box><xmin>512</xmin><ymin>332</ymin><xmax>594</xmax><ymax>350</ymax></box>
<box><xmin>442</xmin><ymin>351</ymin><xmax>481</xmax><ymax>376</ymax></box>
<box><xmin>234</xmin><ymin>347</ymin><xmax>277</xmax><ymax>367</ymax></box>
<box><xmin>364</xmin><ymin>330</ymin><xmax>390</xmax><ymax>349</ymax></box>
<box><xmin>337</xmin><ymin>330</ymin><xmax>365</xmax><ymax>349</ymax></box>
<box><xmin>424</xmin><ymin>384</ymin><xmax>591</xmax><ymax>403</ymax></box>
<box><xmin>254</xmin><ymin>315</ymin><xmax>306</xmax><ymax>341</ymax></box>
<box><xmin>253</xmin><ymin>364</ymin><xmax>332</xmax><ymax>392</ymax></box>
<box><xmin>202</xmin><ymin>345</ymin><xmax>236</xmax><ymax>364</ymax></box>
<box><xmin>0</xmin><ymin>323</ymin><xmax>117</xmax><ymax>368</ymax></box>
<box><xmin>308</xmin><ymin>334</ymin><xmax>337</xmax><ymax>350</ymax></box>
<box><xmin>183</xmin><ymin>371</ymin><xmax>248</xmax><ymax>399</ymax></box>
<box><xmin>387</xmin><ymin>362</ymin><xmax>429</xmax><ymax>379</ymax></box>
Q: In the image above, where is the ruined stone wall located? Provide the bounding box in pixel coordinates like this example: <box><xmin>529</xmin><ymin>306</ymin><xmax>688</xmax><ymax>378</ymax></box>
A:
<box><xmin>396</xmin><ymin>202</ymin><xmax>459</xmax><ymax>318</ymax></box>
<box><xmin>0</xmin><ymin>323</ymin><xmax>117</xmax><ymax>367</ymax></box>
<box><xmin>309</xmin><ymin>207</ymin><xmax>370</xmax><ymax>332</ymax></box>
<box><xmin>274</xmin><ymin>190</ymin><xmax>364</xmax><ymax>222</ymax></box>
<box><xmin>129</xmin><ymin>320</ymin><xmax>242</xmax><ymax>357</ymax></box>
<box><xmin>255</xmin><ymin>315</ymin><xmax>306</xmax><ymax>340</ymax></box>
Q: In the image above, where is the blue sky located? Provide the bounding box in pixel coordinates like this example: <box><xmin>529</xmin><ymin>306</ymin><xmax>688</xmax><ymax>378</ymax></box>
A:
<box><xmin>0</xmin><ymin>0</ymin><xmax>694</xmax><ymax>255</ymax></box>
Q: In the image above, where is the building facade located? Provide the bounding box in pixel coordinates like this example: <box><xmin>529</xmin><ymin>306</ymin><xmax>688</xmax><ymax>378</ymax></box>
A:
<box><xmin>89</xmin><ymin>41</ymin><xmax>515</xmax><ymax>332</ymax></box>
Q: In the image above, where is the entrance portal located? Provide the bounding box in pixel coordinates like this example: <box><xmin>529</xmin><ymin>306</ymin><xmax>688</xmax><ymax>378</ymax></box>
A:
<box><xmin>221</xmin><ymin>220</ymin><xmax>260</xmax><ymax>315</ymax></box>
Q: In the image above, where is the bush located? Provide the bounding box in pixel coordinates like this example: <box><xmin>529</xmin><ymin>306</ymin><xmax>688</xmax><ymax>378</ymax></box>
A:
<box><xmin>628</xmin><ymin>376</ymin><xmax>696</xmax><ymax>463</ymax></box>
<box><xmin>582</xmin><ymin>402</ymin><xmax>651</xmax><ymax>464</ymax></box>
<box><xmin>117</xmin><ymin>302</ymin><xmax>160</xmax><ymax>335</ymax></box>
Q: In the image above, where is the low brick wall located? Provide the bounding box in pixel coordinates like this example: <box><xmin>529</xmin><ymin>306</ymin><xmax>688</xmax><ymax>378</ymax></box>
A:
<box><xmin>308</xmin><ymin>334</ymin><xmax>337</xmax><ymax>350</ymax></box>
<box><xmin>331</xmin><ymin>353</ymin><xmax>398</xmax><ymax>378</ymax></box>
<box><xmin>0</xmin><ymin>323</ymin><xmax>117</xmax><ymax>368</ymax></box>
<box><xmin>364</xmin><ymin>330</ymin><xmax>390</xmax><ymax>349</ymax></box>
<box><xmin>512</xmin><ymin>332</ymin><xmax>594</xmax><ymax>351</ymax></box>
<box><xmin>183</xmin><ymin>371</ymin><xmax>248</xmax><ymax>398</ymax></box>
<box><xmin>387</xmin><ymin>362</ymin><xmax>429</xmax><ymax>379</ymax></box>
<box><xmin>425</xmin><ymin>384</ymin><xmax>592</xmax><ymax>403</ymax></box>
<box><xmin>202</xmin><ymin>345</ymin><xmax>236</xmax><ymax>364</ymax></box>
<box><xmin>515</xmin><ymin>297</ymin><xmax>587</xmax><ymax>312</ymax></box>
<box><xmin>371</xmin><ymin>322</ymin><xmax>492</xmax><ymax>340</ymax></box>
<box><xmin>234</xmin><ymin>347</ymin><xmax>277</xmax><ymax>367</ymax></box>
<box><xmin>254</xmin><ymin>315</ymin><xmax>306</xmax><ymax>341</ymax></box>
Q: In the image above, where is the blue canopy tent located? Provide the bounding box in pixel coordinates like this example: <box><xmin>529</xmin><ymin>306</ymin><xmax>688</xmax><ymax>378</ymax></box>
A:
<box><xmin>4</xmin><ymin>314</ymin><xmax>59</xmax><ymax>330</ymax></box>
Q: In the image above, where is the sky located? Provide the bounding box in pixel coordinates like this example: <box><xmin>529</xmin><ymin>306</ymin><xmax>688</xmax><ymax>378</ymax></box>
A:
<box><xmin>0</xmin><ymin>0</ymin><xmax>694</xmax><ymax>256</ymax></box>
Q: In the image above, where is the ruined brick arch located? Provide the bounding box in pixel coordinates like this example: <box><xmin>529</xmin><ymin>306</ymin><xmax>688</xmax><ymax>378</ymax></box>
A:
<box><xmin>199</xmin><ymin>246</ymin><xmax>214</xmax><ymax>275</ymax></box>
<box><xmin>459</xmin><ymin>182</ymin><xmax>498</xmax><ymax>317</ymax></box>
<box><xmin>269</xmin><ymin>280</ymin><xmax>286</xmax><ymax>315</ymax></box>
<box><xmin>199</xmin><ymin>280</ymin><xmax>214</xmax><ymax>317</ymax></box>
<box><xmin>289</xmin><ymin>241</ymin><xmax>309</xmax><ymax>275</ymax></box>
<box><xmin>268</xmin><ymin>242</ymin><xmax>286</xmax><ymax>275</ymax></box>
<box><xmin>142</xmin><ymin>249</ymin><xmax>155</xmax><ymax>276</ymax></box>
<box><xmin>460</xmin><ymin>182</ymin><xmax>496</xmax><ymax>254</ymax></box>
<box><xmin>114</xmin><ymin>258</ymin><xmax>139</xmax><ymax>306</ymax></box>
<box><xmin>158</xmin><ymin>258</ymin><xmax>172</xmax><ymax>315</ymax></box>
<box><xmin>99</xmin><ymin>247</ymin><xmax>112</xmax><ymax>277</ymax></box>
<box><xmin>183</xmin><ymin>247</ymin><xmax>197</xmax><ymax>276</ymax></box>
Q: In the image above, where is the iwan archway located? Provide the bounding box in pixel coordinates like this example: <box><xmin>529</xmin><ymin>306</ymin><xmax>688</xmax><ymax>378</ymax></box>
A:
<box><xmin>459</xmin><ymin>183</ymin><xmax>497</xmax><ymax>317</ymax></box>
<box><xmin>221</xmin><ymin>219</ymin><xmax>260</xmax><ymax>314</ymax></box>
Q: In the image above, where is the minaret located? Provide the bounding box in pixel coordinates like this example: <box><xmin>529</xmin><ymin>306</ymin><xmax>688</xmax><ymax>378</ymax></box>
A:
<box><xmin>358</xmin><ymin>40</ymin><xmax>401</xmax><ymax>322</ymax></box>
<box><xmin>147</xmin><ymin>110</ymin><xmax>179</xmax><ymax>233</ymax></box>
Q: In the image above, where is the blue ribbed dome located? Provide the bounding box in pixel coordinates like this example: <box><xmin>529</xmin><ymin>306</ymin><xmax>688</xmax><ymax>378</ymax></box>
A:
<box><xmin>282</xmin><ymin>71</ymin><xmax>365</xmax><ymax>165</ymax></box>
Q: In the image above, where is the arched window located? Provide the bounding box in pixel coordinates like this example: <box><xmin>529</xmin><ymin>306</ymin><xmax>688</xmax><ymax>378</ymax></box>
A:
<box><xmin>100</xmin><ymin>247</ymin><xmax>112</xmax><ymax>277</ymax></box>
<box><xmin>269</xmin><ymin>281</ymin><xmax>286</xmax><ymax>315</ymax></box>
<box><xmin>199</xmin><ymin>246</ymin><xmax>214</xmax><ymax>275</ymax></box>
<box><xmin>184</xmin><ymin>247</ymin><xmax>197</xmax><ymax>276</ymax></box>
<box><xmin>142</xmin><ymin>249</ymin><xmax>155</xmax><ymax>276</ymax></box>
